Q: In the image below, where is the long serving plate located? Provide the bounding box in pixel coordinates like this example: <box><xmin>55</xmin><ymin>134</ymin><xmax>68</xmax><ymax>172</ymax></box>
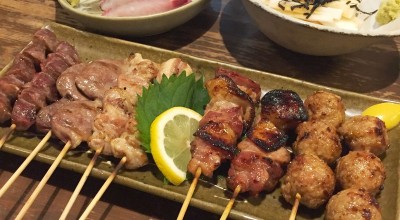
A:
<box><xmin>0</xmin><ymin>22</ymin><xmax>399</xmax><ymax>220</ymax></box>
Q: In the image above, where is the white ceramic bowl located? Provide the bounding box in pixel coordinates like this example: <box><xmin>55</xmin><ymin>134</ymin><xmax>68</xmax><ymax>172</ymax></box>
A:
<box><xmin>241</xmin><ymin>0</ymin><xmax>400</xmax><ymax>56</ymax></box>
<box><xmin>58</xmin><ymin>0</ymin><xmax>210</xmax><ymax>36</ymax></box>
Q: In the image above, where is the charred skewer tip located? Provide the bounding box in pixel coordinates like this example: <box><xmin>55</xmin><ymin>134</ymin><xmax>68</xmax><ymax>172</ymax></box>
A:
<box><xmin>289</xmin><ymin>193</ymin><xmax>302</xmax><ymax>220</ymax></box>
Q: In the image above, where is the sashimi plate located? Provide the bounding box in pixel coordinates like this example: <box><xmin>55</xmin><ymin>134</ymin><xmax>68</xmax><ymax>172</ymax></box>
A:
<box><xmin>0</xmin><ymin>22</ymin><xmax>399</xmax><ymax>220</ymax></box>
<box><xmin>57</xmin><ymin>0</ymin><xmax>211</xmax><ymax>36</ymax></box>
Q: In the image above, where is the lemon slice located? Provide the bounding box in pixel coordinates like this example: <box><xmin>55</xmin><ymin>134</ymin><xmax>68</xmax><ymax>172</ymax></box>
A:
<box><xmin>150</xmin><ymin>107</ymin><xmax>202</xmax><ymax>185</ymax></box>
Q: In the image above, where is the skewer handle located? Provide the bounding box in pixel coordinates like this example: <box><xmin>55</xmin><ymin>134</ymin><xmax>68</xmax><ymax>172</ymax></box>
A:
<box><xmin>15</xmin><ymin>140</ymin><xmax>72</xmax><ymax>220</ymax></box>
<box><xmin>220</xmin><ymin>185</ymin><xmax>241</xmax><ymax>220</ymax></box>
<box><xmin>79</xmin><ymin>156</ymin><xmax>127</xmax><ymax>220</ymax></box>
<box><xmin>0</xmin><ymin>131</ymin><xmax>52</xmax><ymax>199</ymax></box>
<box><xmin>289</xmin><ymin>193</ymin><xmax>302</xmax><ymax>220</ymax></box>
<box><xmin>177</xmin><ymin>167</ymin><xmax>202</xmax><ymax>220</ymax></box>
<box><xmin>0</xmin><ymin>124</ymin><xmax>16</xmax><ymax>149</ymax></box>
<box><xmin>59</xmin><ymin>148</ymin><xmax>102</xmax><ymax>220</ymax></box>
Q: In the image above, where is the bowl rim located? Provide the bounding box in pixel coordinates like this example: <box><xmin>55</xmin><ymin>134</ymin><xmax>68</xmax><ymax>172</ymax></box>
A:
<box><xmin>243</xmin><ymin>0</ymin><xmax>400</xmax><ymax>37</ymax></box>
<box><xmin>58</xmin><ymin>0</ymin><xmax>210</xmax><ymax>21</ymax></box>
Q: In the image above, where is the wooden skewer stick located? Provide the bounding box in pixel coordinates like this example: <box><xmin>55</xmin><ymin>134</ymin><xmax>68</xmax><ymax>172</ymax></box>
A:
<box><xmin>289</xmin><ymin>193</ymin><xmax>302</xmax><ymax>220</ymax></box>
<box><xmin>79</xmin><ymin>156</ymin><xmax>127</xmax><ymax>220</ymax></box>
<box><xmin>15</xmin><ymin>140</ymin><xmax>72</xmax><ymax>220</ymax></box>
<box><xmin>0</xmin><ymin>131</ymin><xmax>52</xmax><ymax>199</ymax></box>
<box><xmin>220</xmin><ymin>185</ymin><xmax>241</xmax><ymax>220</ymax></box>
<box><xmin>177</xmin><ymin>167</ymin><xmax>202</xmax><ymax>220</ymax></box>
<box><xmin>59</xmin><ymin>147</ymin><xmax>103</xmax><ymax>220</ymax></box>
<box><xmin>0</xmin><ymin>124</ymin><xmax>16</xmax><ymax>149</ymax></box>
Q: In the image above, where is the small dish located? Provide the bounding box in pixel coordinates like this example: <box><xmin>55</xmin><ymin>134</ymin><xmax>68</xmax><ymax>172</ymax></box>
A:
<box><xmin>57</xmin><ymin>0</ymin><xmax>210</xmax><ymax>36</ymax></box>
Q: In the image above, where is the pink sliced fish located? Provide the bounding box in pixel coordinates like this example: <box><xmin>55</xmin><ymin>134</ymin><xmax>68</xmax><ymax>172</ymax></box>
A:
<box><xmin>100</xmin><ymin>0</ymin><xmax>191</xmax><ymax>17</ymax></box>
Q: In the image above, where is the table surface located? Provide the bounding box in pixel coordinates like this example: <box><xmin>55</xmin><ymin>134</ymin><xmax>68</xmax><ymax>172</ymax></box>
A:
<box><xmin>0</xmin><ymin>0</ymin><xmax>399</xmax><ymax>219</ymax></box>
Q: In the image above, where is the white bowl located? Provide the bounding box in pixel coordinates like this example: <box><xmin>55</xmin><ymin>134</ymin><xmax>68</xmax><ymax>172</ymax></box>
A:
<box><xmin>58</xmin><ymin>0</ymin><xmax>210</xmax><ymax>36</ymax></box>
<box><xmin>241</xmin><ymin>0</ymin><xmax>400</xmax><ymax>56</ymax></box>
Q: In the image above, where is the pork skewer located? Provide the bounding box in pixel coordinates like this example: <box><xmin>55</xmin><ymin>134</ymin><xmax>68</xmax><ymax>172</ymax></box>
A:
<box><xmin>222</xmin><ymin>89</ymin><xmax>308</xmax><ymax>217</ymax></box>
<box><xmin>178</xmin><ymin>68</ymin><xmax>260</xmax><ymax>220</ymax></box>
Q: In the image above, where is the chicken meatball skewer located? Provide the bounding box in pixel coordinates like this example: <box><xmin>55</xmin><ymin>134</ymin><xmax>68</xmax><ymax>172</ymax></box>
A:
<box><xmin>178</xmin><ymin>68</ymin><xmax>260</xmax><ymax>220</ymax></box>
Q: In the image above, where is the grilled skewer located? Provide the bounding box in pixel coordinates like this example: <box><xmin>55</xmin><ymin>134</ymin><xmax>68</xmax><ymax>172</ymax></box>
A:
<box><xmin>179</xmin><ymin>69</ymin><xmax>260</xmax><ymax>219</ymax></box>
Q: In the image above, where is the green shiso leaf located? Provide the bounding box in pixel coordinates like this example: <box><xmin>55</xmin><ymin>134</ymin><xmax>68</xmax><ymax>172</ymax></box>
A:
<box><xmin>136</xmin><ymin>73</ymin><xmax>210</xmax><ymax>153</ymax></box>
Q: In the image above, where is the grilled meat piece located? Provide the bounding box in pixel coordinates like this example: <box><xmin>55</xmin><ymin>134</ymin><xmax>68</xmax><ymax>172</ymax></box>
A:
<box><xmin>11</xmin><ymin>41</ymin><xmax>80</xmax><ymax>131</ymax></box>
<box><xmin>205</xmin><ymin>75</ymin><xmax>255</xmax><ymax>132</ymax></box>
<box><xmin>188</xmin><ymin>138</ymin><xmax>233</xmax><ymax>178</ymax></box>
<box><xmin>293</xmin><ymin>120</ymin><xmax>342</xmax><ymax>165</ymax></box>
<box><xmin>56</xmin><ymin>63</ymin><xmax>89</xmax><ymax>100</ymax></box>
<box><xmin>51</xmin><ymin>100</ymin><xmax>102</xmax><ymax>148</ymax></box>
<box><xmin>247</xmin><ymin>119</ymin><xmax>288</xmax><ymax>152</ymax></box>
<box><xmin>325</xmin><ymin>188</ymin><xmax>382</xmax><ymax>220</ymax></box>
<box><xmin>36</xmin><ymin>98</ymin><xmax>69</xmax><ymax>133</ymax></box>
<box><xmin>281</xmin><ymin>154</ymin><xmax>335</xmax><ymax>209</ymax></box>
<box><xmin>0</xmin><ymin>28</ymin><xmax>58</xmax><ymax>123</ymax></box>
<box><xmin>195</xmin><ymin>100</ymin><xmax>244</xmax><ymax>153</ymax></box>
<box><xmin>304</xmin><ymin>90</ymin><xmax>345</xmax><ymax>128</ymax></box>
<box><xmin>157</xmin><ymin>58</ymin><xmax>192</xmax><ymax>82</ymax></box>
<box><xmin>335</xmin><ymin>151</ymin><xmax>386</xmax><ymax>195</ymax></box>
<box><xmin>227</xmin><ymin>151</ymin><xmax>282</xmax><ymax>195</ymax></box>
<box><xmin>215</xmin><ymin>67</ymin><xmax>261</xmax><ymax>104</ymax></box>
<box><xmin>261</xmin><ymin>89</ymin><xmax>307</xmax><ymax>132</ymax></box>
<box><xmin>338</xmin><ymin>115</ymin><xmax>389</xmax><ymax>156</ymax></box>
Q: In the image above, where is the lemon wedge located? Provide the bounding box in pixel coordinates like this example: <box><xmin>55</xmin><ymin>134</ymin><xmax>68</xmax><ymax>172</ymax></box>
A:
<box><xmin>362</xmin><ymin>103</ymin><xmax>400</xmax><ymax>130</ymax></box>
<box><xmin>150</xmin><ymin>107</ymin><xmax>202</xmax><ymax>185</ymax></box>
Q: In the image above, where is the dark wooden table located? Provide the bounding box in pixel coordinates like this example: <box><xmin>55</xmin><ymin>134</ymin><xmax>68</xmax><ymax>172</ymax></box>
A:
<box><xmin>0</xmin><ymin>0</ymin><xmax>399</xmax><ymax>219</ymax></box>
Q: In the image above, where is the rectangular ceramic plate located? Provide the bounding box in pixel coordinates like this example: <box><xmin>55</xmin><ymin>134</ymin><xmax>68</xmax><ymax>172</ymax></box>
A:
<box><xmin>0</xmin><ymin>22</ymin><xmax>399</xmax><ymax>220</ymax></box>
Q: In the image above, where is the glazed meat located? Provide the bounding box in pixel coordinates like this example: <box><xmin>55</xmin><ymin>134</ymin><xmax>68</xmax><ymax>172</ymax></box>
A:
<box><xmin>293</xmin><ymin>120</ymin><xmax>342</xmax><ymax>165</ymax></box>
<box><xmin>227</xmin><ymin>151</ymin><xmax>282</xmax><ymax>195</ymax></box>
<box><xmin>281</xmin><ymin>154</ymin><xmax>335</xmax><ymax>209</ymax></box>
<box><xmin>195</xmin><ymin>100</ymin><xmax>244</xmax><ymax>153</ymax></box>
<box><xmin>188</xmin><ymin>69</ymin><xmax>260</xmax><ymax>178</ymax></box>
<box><xmin>188</xmin><ymin>101</ymin><xmax>242</xmax><ymax>177</ymax></box>
<box><xmin>335</xmin><ymin>151</ymin><xmax>386</xmax><ymax>195</ymax></box>
<box><xmin>246</xmin><ymin>119</ymin><xmax>288</xmax><ymax>152</ymax></box>
<box><xmin>338</xmin><ymin>115</ymin><xmax>389</xmax><ymax>156</ymax></box>
<box><xmin>11</xmin><ymin>41</ymin><xmax>80</xmax><ymax>131</ymax></box>
<box><xmin>304</xmin><ymin>90</ymin><xmax>345</xmax><ymax>128</ymax></box>
<box><xmin>205</xmin><ymin>75</ymin><xmax>256</xmax><ymax>132</ymax></box>
<box><xmin>227</xmin><ymin>119</ymin><xmax>289</xmax><ymax>195</ymax></box>
<box><xmin>0</xmin><ymin>28</ymin><xmax>57</xmax><ymax>123</ymax></box>
<box><xmin>261</xmin><ymin>89</ymin><xmax>308</xmax><ymax>132</ymax></box>
<box><xmin>325</xmin><ymin>188</ymin><xmax>382</xmax><ymax>220</ymax></box>
<box><xmin>51</xmin><ymin>100</ymin><xmax>102</xmax><ymax>148</ymax></box>
<box><xmin>215</xmin><ymin>67</ymin><xmax>261</xmax><ymax>103</ymax></box>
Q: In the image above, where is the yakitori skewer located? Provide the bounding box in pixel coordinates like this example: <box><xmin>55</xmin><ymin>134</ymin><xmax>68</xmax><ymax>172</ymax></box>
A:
<box><xmin>61</xmin><ymin>55</ymin><xmax>191</xmax><ymax>217</ymax></box>
<box><xmin>221</xmin><ymin>89</ymin><xmax>308</xmax><ymax>218</ymax></box>
<box><xmin>179</xmin><ymin>69</ymin><xmax>260</xmax><ymax>219</ymax></box>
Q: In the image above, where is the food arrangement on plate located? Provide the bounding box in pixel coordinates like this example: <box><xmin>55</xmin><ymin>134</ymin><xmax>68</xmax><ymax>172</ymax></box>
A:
<box><xmin>0</xmin><ymin>23</ymin><xmax>399</xmax><ymax>219</ymax></box>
